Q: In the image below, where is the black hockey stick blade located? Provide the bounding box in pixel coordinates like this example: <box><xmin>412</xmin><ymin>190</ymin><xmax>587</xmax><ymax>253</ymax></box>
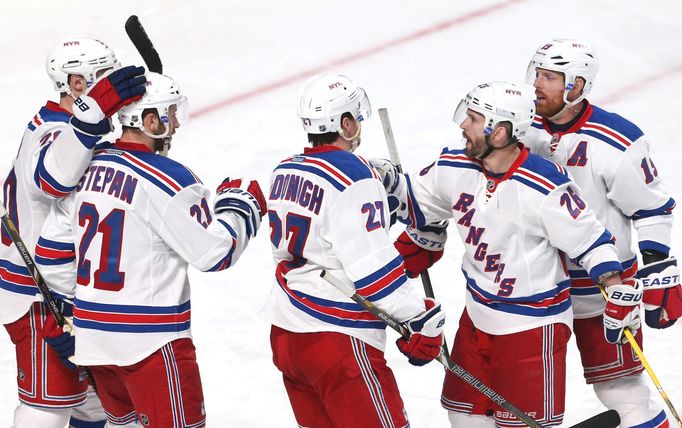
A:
<box><xmin>568</xmin><ymin>409</ymin><xmax>620</xmax><ymax>428</ymax></box>
<box><xmin>125</xmin><ymin>15</ymin><xmax>163</xmax><ymax>73</ymax></box>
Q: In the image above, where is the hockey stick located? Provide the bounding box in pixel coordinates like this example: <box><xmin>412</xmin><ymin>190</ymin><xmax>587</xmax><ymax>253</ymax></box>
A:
<box><xmin>319</xmin><ymin>269</ymin><xmax>540</xmax><ymax>426</ymax></box>
<box><xmin>125</xmin><ymin>15</ymin><xmax>163</xmax><ymax>73</ymax></box>
<box><xmin>0</xmin><ymin>204</ymin><xmax>97</xmax><ymax>391</ymax></box>
<box><xmin>321</xmin><ymin>270</ymin><xmax>620</xmax><ymax>428</ymax></box>
<box><xmin>377</xmin><ymin>107</ymin><xmax>450</xmax><ymax>356</ymax></box>
<box><xmin>598</xmin><ymin>286</ymin><xmax>682</xmax><ymax>425</ymax></box>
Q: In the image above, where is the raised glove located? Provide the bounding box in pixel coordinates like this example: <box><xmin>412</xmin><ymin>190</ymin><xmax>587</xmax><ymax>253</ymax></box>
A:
<box><xmin>638</xmin><ymin>256</ymin><xmax>682</xmax><ymax>329</ymax></box>
<box><xmin>603</xmin><ymin>278</ymin><xmax>642</xmax><ymax>344</ymax></box>
<box><xmin>396</xmin><ymin>298</ymin><xmax>445</xmax><ymax>366</ymax></box>
<box><xmin>41</xmin><ymin>301</ymin><xmax>76</xmax><ymax>370</ymax></box>
<box><xmin>215</xmin><ymin>178</ymin><xmax>267</xmax><ymax>238</ymax></box>
<box><xmin>394</xmin><ymin>223</ymin><xmax>447</xmax><ymax>278</ymax></box>
<box><xmin>71</xmin><ymin>65</ymin><xmax>147</xmax><ymax>136</ymax></box>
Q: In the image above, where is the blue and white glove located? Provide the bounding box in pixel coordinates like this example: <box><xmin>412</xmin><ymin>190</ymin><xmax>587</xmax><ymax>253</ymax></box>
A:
<box><xmin>603</xmin><ymin>278</ymin><xmax>642</xmax><ymax>344</ymax></box>
<box><xmin>369</xmin><ymin>158</ymin><xmax>406</xmax><ymax>226</ymax></box>
<box><xmin>396</xmin><ymin>298</ymin><xmax>446</xmax><ymax>366</ymax></box>
<box><xmin>71</xmin><ymin>65</ymin><xmax>147</xmax><ymax>140</ymax></box>
<box><xmin>214</xmin><ymin>177</ymin><xmax>267</xmax><ymax>239</ymax></box>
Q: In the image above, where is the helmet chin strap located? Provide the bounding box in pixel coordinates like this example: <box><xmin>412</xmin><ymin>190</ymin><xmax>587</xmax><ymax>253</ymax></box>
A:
<box><xmin>339</xmin><ymin>120</ymin><xmax>362</xmax><ymax>152</ymax></box>
<box><xmin>476</xmin><ymin>133</ymin><xmax>515</xmax><ymax>161</ymax></box>
<box><xmin>153</xmin><ymin>137</ymin><xmax>172</xmax><ymax>157</ymax></box>
<box><xmin>143</xmin><ymin>122</ymin><xmax>173</xmax><ymax>156</ymax></box>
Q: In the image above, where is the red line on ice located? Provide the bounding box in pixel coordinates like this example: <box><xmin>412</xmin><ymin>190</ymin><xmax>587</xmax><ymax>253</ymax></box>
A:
<box><xmin>190</xmin><ymin>0</ymin><xmax>525</xmax><ymax>118</ymax></box>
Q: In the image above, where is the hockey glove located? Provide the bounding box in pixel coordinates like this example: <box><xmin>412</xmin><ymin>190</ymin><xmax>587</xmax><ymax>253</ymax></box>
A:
<box><xmin>394</xmin><ymin>223</ymin><xmax>447</xmax><ymax>278</ymax></box>
<box><xmin>215</xmin><ymin>177</ymin><xmax>267</xmax><ymax>239</ymax></box>
<box><xmin>41</xmin><ymin>300</ymin><xmax>76</xmax><ymax>370</ymax></box>
<box><xmin>369</xmin><ymin>158</ymin><xmax>406</xmax><ymax>226</ymax></box>
<box><xmin>637</xmin><ymin>256</ymin><xmax>682</xmax><ymax>329</ymax></box>
<box><xmin>603</xmin><ymin>278</ymin><xmax>642</xmax><ymax>344</ymax></box>
<box><xmin>71</xmin><ymin>65</ymin><xmax>147</xmax><ymax>138</ymax></box>
<box><xmin>396</xmin><ymin>298</ymin><xmax>445</xmax><ymax>366</ymax></box>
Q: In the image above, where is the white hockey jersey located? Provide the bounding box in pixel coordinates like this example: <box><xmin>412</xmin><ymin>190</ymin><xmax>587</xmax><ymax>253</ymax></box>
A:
<box><xmin>402</xmin><ymin>145</ymin><xmax>621</xmax><ymax>335</ymax></box>
<box><xmin>36</xmin><ymin>140</ymin><xmax>252</xmax><ymax>366</ymax></box>
<box><xmin>525</xmin><ymin>102</ymin><xmax>675</xmax><ymax>318</ymax></box>
<box><xmin>261</xmin><ymin>145</ymin><xmax>424</xmax><ymax>352</ymax></box>
<box><xmin>0</xmin><ymin>101</ymin><xmax>101</xmax><ymax>324</ymax></box>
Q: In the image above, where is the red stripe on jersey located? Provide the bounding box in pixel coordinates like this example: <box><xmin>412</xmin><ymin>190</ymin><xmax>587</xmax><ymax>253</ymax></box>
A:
<box><xmin>357</xmin><ymin>263</ymin><xmax>406</xmax><ymax>297</ymax></box>
<box><xmin>38</xmin><ymin>177</ymin><xmax>69</xmax><ymax>198</ymax></box>
<box><xmin>73</xmin><ymin>307</ymin><xmax>191</xmax><ymax>325</ymax></box>
<box><xmin>275</xmin><ymin>266</ymin><xmax>377</xmax><ymax>321</ymax></box>
<box><xmin>122</xmin><ymin>153</ymin><xmax>182</xmax><ymax>192</ymax></box>
<box><xmin>0</xmin><ymin>267</ymin><xmax>36</xmax><ymax>286</ymax></box>
<box><xmin>301</xmin><ymin>158</ymin><xmax>353</xmax><ymax>186</ymax></box>
<box><xmin>35</xmin><ymin>245</ymin><xmax>75</xmax><ymax>260</ymax></box>
<box><xmin>583</xmin><ymin>122</ymin><xmax>632</xmax><ymax>147</ymax></box>
<box><xmin>570</xmin><ymin>261</ymin><xmax>639</xmax><ymax>288</ymax></box>
<box><xmin>469</xmin><ymin>284</ymin><xmax>571</xmax><ymax>309</ymax></box>
<box><xmin>515</xmin><ymin>168</ymin><xmax>555</xmax><ymax>191</ymax></box>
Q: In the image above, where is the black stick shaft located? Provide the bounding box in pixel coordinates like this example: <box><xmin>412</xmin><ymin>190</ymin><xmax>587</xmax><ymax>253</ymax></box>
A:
<box><xmin>0</xmin><ymin>205</ymin><xmax>97</xmax><ymax>392</ymax></box>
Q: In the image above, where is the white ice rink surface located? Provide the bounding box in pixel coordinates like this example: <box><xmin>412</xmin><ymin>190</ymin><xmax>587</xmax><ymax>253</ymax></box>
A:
<box><xmin>1</xmin><ymin>1</ymin><xmax>681</xmax><ymax>426</ymax></box>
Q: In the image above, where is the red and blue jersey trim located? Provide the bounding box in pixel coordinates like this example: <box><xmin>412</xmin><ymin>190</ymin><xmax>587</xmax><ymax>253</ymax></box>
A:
<box><xmin>205</xmin><ymin>220</ymin><xmax>237</xmax><ymax>272</ymax></box>
<box><xmin>93</xmin><ymin>145</ymin><xmax>199</xmax><ymax>197</ymax></box>
<box><xmin>578</xmin><ymin>105</ymin><xmax>644</xmax><ymax>153</ymax></box>
<box><xmin>0</xmin><ymin>259</ymin><xmax>38</xmax><ymax>296</ymax></box>
<box><xmin>512</xmin><ymin>154</ymin><xmax>570</xmax><ymax>196</ymax></box>
<box><xmin>629</xmin><ymin>409</ymin><xmax>669</xmax><ymax>428</ymax></box>
<box><xmin>463</xmin><ymin>269</ymin><xmax>572</xmax><ymax>317</ymax></box>
<box><xmin>569</xmin><ymin>257</ymin><xmax>637</xmax><ymax>296</ymax></box>
<box><xmin>73</xmin><ymin>299</ymin><xmax>191</xmax><ymax>333</ymax></box>
<box><xmin>275</xmin><ymin>265</ymin><xmax>386</xmax><ymax>329</ymax></box>
<box><xmin>35</xmin><ymin>237</ymin><xmax>76</xmax><ymax>266</ymax></box>
<box><xmin>354</xmin><ymin>255</ymin><xmax>408</xmax><ymax>300</ymax></box>
<box><xmin>27</xmin><ymin>102</ymin><xmax>70</xmax><ymax>131</ymax></box>
<box><xmin>275</xmin><ymin>147</ymin><xmax>376</xmax><ymax>192</ymax></box>
<box><xmin>437</xmin><ymin>151</ymin><xmax>483</xmax><ymax>173</ymax></box>
<box><xmin>34</xmin><ymin>143</ymin><xmax>77</xmax><ymax>198</ymax></box>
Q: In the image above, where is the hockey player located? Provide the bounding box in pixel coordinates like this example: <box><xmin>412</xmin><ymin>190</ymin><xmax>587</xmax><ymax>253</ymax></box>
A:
<box><xmin>262</xmin><ymin>73</ymin><xmax>446</xmax><ymax>428</ymax></box>
<box><xmin>34</xmin><ymin>71</ymin><xmax>266</xmax><ymax>427</ymax></box>
<box><xmin>36</xmin><ymin>73</ymin><xmax>266</xmax><ymax>427</ymax></box>
<box><xmin>525</xmin><ymin>38</ymin><xmax>679</xmax><ymax>428</ymax></box>
<box><xmin>372</xmin><ymin>81</ymin><xmax>637</xmax><ymax>427</ymax></box>
<box><xmin>0</xmin><ymin>38</ymin><xmax>146</xmax><ymax>428</ymax></box>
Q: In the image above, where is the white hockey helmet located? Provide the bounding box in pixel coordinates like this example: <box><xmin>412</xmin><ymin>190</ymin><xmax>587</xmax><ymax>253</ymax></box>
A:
<box><xmin>118</xmin><ymin>72</ymin><xmax>189</xmax><ymax>139</ymax></box>
<box><xmin>453</xmin><ymin>81</ymin><xmax>536</xmax><ymax>139</ymax></box>
<box><xmin>526</xmin><ymin>38</ymin><xmax>599</xmax><ymax>106</ymax></box>
<box><xmin>297</xmin><ymin>73</ymin><xmax>371</xmax><ymax>134</ymax></box>
<box><xmin>45</xmin><ymin>38</ymin><xmax>120</xmax><ymax>94</ymax></box>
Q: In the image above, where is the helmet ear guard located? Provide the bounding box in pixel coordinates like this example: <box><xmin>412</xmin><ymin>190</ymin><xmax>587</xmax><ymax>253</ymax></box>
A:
<box><xmin>526</xmin><ymin>38</ymin><xmax>599</xmax><ymax>107</ymax></box>
<box><xmin>46</xmin><ymin>38</ymin><xmax>120</xmax><ymax>95</ymax></box>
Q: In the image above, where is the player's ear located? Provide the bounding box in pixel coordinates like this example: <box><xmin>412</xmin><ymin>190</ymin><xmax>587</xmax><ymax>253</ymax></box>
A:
<box><xmin>142</xmin><ymin>110</ymin><xmax>158</xmax><ymax>131</ymax></box>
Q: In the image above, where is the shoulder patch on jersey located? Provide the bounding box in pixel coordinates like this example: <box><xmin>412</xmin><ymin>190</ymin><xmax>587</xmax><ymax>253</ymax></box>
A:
<box><xmin>512</xmin><ymin>153</ymin><xmax>570</xmax><ymax>195</ymax></box>
<box><xmin>579</xmin><ymin>105</ymin><xmax>644</xmax><ymax>152</ymax></box>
